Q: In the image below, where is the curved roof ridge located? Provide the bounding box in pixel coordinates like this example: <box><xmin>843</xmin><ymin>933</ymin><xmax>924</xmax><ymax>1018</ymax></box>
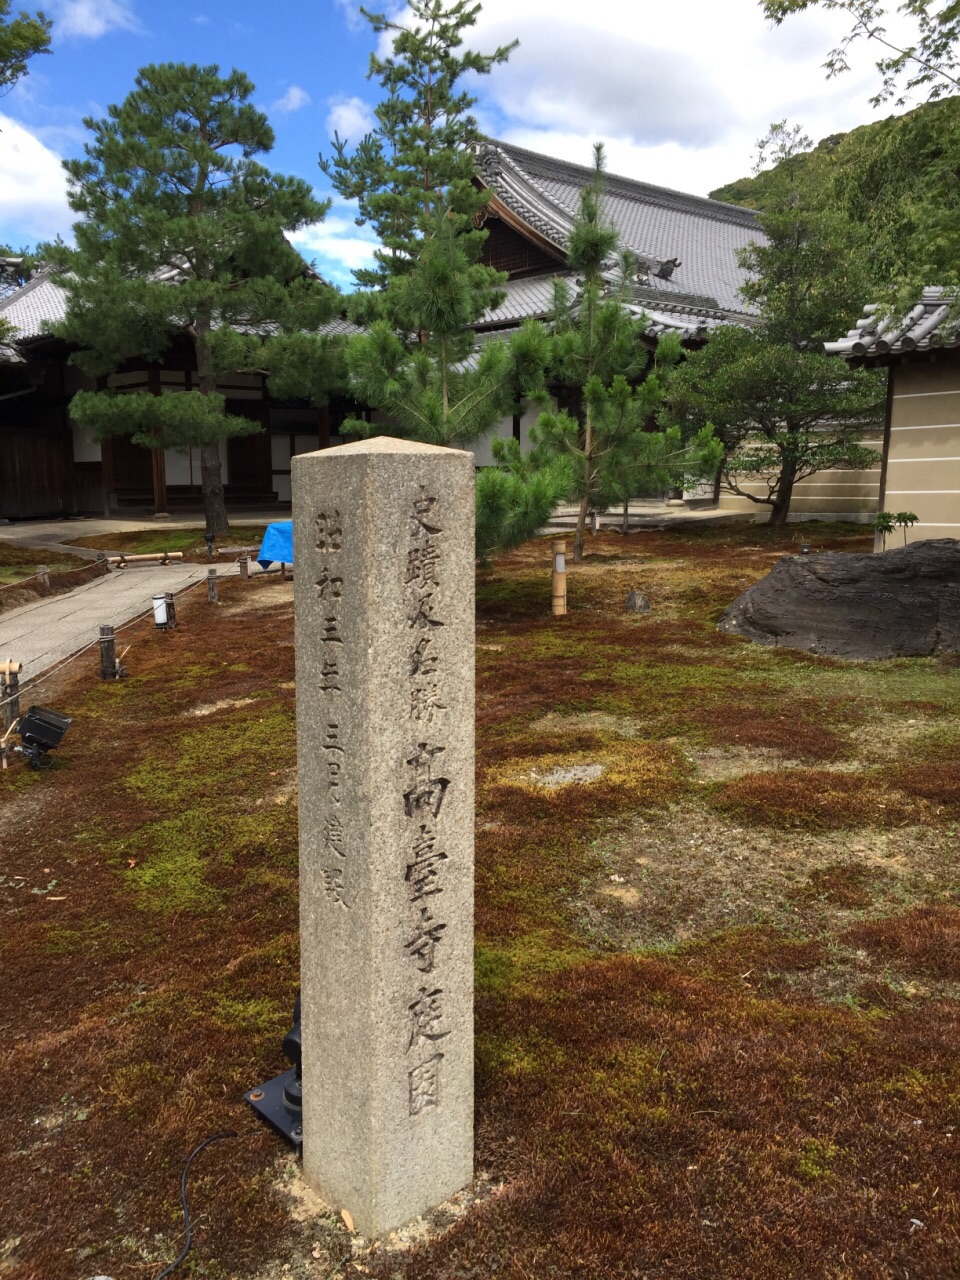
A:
<box><xmin>491</xmin><ymin>138</ymin><xmax>761</xmax><ymax>230</ymax></box>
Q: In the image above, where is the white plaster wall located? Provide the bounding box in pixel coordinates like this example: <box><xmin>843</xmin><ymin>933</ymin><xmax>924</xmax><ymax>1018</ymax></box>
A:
<box><xmin>72</xmin><ymin>421</ymin><xmax>101</xmax><ymax>463</ymax></box>
<box><xmin>164</xmin><ymin>448</ymin><xmax>194</xmax><ymax>485</ymax></box>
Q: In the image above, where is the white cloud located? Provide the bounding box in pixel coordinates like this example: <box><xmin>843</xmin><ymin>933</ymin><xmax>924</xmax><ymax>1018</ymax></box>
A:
<box><xmin>53</xmin><ymin>0</ymin><xmax>139</xmax><ymax>38</ymax></box>
<box><xmin>463</xmin><ymin>0</ymin><xmax>906</xmax><ymax>196</ymax></box>
<box><xmin>290</xmin><ymin>203</ymin><xmax>380</xmax><ymax>288</ymax></box>
<box><xmin>0</xmin><ymin>115</ymin><xmax>72</xmax><ymax>244</ymax></box>
<box><xmin>272</xmin><ymin>85</ymin><xmax>312</xmax><ymax>115</ymax></box>
<box><xmin>326</xmin><ymin>95</ymin><xmax>376</xmax><ymax>144</ymax></box>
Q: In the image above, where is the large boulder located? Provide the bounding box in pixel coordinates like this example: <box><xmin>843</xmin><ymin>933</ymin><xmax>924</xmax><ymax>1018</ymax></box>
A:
<box><xmin>718</xmin><ymin>538</ymin><xmax>960</xmax><ymax>659</ymax></box>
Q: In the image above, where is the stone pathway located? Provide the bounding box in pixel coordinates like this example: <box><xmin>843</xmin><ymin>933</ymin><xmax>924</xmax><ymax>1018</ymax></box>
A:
<box><xmin>0</xmin><ymin>562</ymin><xmax>233</xmax><ymax>682</ymax></box>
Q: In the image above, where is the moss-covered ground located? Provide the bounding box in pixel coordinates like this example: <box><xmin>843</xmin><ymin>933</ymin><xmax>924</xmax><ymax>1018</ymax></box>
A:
<box><xmin>70</xmin><ymin>525</ymin><xmax>269</xmax><ymax>558</ymax></box>
<box><xmin>4</xmin><ymin>520</ymin><xmax>960</xmax><ymax>1278</ymax></box>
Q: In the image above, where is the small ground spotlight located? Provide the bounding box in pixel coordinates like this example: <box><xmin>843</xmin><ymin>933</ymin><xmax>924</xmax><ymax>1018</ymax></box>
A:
<box><xmin>245</xmin><ymin>993</ymin><xmax>303</xmax><ymax>1147</ymax></box>
<box><xmin>15</xmin><ymin>705</ymin><xmax>72</xmax><ymax>770</ymax></box>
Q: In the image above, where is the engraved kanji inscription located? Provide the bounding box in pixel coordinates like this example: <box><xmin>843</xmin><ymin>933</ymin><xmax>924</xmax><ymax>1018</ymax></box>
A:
<box><xmin>322</xmin><ymin>615</ymin><xmax>343</xmax><ymax>644</ymax></box>
<box><xmin>406</xmin><ymin>538</ymin><xmax>441</xmax><ymax>587</ymax></box>
<box><xmin>407</xmin><ymin>987</ymin><xmax>451</xmax><ymax>1050</ymax></box>
<box><xmin>408</xmin><ymin>1052</ymin><xmax>443</xmax><ymax>1115</ymax></box>
<box><xmin>323</xmin><ymin>723</ymin><xmax>343</xmax><ymax>753</ymax></box>
<box><xmin>315</xmin><ymin>511</ymin><xmax>342</xmax><ymax>552</ymax></box>
<box><xmin>315</xmin><ymin>568</ymin><xmax>343</xmax><ymax>600</ymax></box>
<box><xmin>409</xmin><ymin>489</ymin><xmax>441</xmax><ymax>537</ymax></box>
<box><xmin>410</xmin><ymin>636</ymin><xmax>439</xmax><ymax>678</ymax></box>
<box><xmin>319</xmin><ymin>657</ymin><xmax>341</xmax><ymax>692</ymax></box>
<box><xmin>407</xmin><ymin>591</ymin><xmax>444</xmax><ymax>630</ymax></box>
<box><xmin>405</xmin><ymin>826</ymin><xmax>449</xmax><ymax>902</ymax></box>
<box><xmin>404</xmin><ymin>906</ymin><xmax>447</xmax><ymax>973</ymax></box>
<box><xmin>321</xmin><ymin>865</ymin><xmax>349</xmax><ymax>908</ymax></box>
<box><xmin>323</xmin><ymin>813</ymin><xmax>346</xmax><ymax>858</ymax></box>
<box><xmin>410</xmin><ymin>681</ymin><xmax>446</xmax><ymax>723</ymax></box>
<box><xmin>403</xmin><ymin>743</ymin><xmax>450</xmax><ymax>818</ymax></box>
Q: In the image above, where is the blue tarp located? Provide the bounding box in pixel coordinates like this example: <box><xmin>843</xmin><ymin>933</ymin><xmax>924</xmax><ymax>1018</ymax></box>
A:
<box><xmin>257</xmin><ymin>519</ymin><xmax>293</xmax><ymax>568</ymax></box>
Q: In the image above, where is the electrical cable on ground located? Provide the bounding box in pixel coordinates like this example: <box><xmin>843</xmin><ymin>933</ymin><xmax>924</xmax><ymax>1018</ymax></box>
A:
<box><xmin>152</xmin><ymin>1130</ymin><xmax>238</xmax><ymax>1280</ymax></box>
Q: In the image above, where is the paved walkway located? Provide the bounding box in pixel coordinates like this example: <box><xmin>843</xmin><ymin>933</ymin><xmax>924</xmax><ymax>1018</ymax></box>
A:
<box><xmin>0</xmin><ymin>562</ymin><xmax>232</xmax><ymax>682</ymax></box>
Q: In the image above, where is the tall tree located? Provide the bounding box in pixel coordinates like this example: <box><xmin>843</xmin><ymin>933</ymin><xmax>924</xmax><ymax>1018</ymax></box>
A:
<box><xmin>47</xmin><ymin>63</ymin><xmax>337</xmax><ymax>534</ymax></box>
<box><xmin>308</xmin><ymin>0</ymin><xmax>571</xmax><ymax>559</ymax></box>
<box><xmin>320</xmin><ymin>0</ymin><xmax>516</xmax><ymax>291</ymax></box>
<box><xmin>663</xmin><ymin>123</ymin><xmax>884</xmax><ymax>524</ymax></box>
<box><xmin>0</xmin><ymin>1</ymin><xmax>50</xmax><ymax>92</ymax></box>
<box><xmin>533</xmin><ymin>147</ymin><xmax>721</xmax><ymax>560</ymax></box>
<box><xmin>662</xmin><ymin>326</ymin><xmax>882</xmax><ymax>524</ymax></box>
<box><xmin>761</xmin><ymin>0</ymin><xmax>960</xmax><ymax>105</ymax></box>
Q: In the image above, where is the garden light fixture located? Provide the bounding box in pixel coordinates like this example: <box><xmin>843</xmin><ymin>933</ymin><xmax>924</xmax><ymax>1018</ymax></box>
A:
<box><xmin>14</xmin><ymin>705</ymin><xmax>71</xmax><ymax>769</ymax></box>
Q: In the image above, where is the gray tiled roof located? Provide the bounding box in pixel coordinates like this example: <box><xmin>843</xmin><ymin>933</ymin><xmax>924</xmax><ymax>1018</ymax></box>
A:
<box><xmin>0</xmin><ymin>268</ymin><xmax>362</xmax><ymax>345</ymax></box>
<box><xmin>477</xmin><ymin>272</ymin><xmax>731</xmax><ymax>343</ymax></box>
<box><xmin>475</xmin><ymin>140</ymin><xmax>761</xmax><ymax>320</ymax></box>
<box><xmin>0</xmin><ymin>270</ymin><xmax>66</xmax><ymax>340</ymax></box>
<box><xmin>825</xmin><ymin>288</ymin><xmax>959</xmax><ymax>360</ymax></box>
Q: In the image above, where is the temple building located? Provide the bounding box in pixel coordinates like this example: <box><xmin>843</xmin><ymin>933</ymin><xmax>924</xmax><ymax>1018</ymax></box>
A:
<box><xmin>826</xmin><ymin>289</ymin><xmax>960</xmax><ymax>543</ymax></box>
<box><xmin>0</xmin><ymin>138</ymin><xmax>880</xmax><ymax>523</ymax></box>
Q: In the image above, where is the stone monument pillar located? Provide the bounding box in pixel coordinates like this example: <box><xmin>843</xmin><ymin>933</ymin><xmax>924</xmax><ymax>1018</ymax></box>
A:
<box><xmin>292</xmin><ymin>437</ymin><xmax>475</xmax><ymax>1239</ymax></box>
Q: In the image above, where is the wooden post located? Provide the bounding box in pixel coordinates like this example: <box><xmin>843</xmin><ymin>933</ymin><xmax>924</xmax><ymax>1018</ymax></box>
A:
<box><xmin>37</xmin><ymin>565</ymin><xmax>50</xmax><ymax>589</ymax></box>
<box><xmin>280</xmin><ymin>562</ymin><xmax>288</xmax><ymax>582</ymax></box>
<box><xmin>551</xmin><ymin>538</ymin><xmax>568</xmax><ymax>617</ymax></box>
<box><xmin>207</xmin><ymin>568</ymin><xmax>219</xmax><ymax>603</ymax></box>
<box><xmin>239</xmin><ymin>555</ymin><xmax>249</xmax><ymax>580</ymax></box>
<box><xmin>99</xmin><ymin>625</ymin><xmax>117</xmax><ymax>679</ymax></box>
<box><xmin>590</xmin><ymin>511</ymin><xmax>599</xmax><ymax>536</ymax></box>
<box><xmin>164</xmin><ymin>592</ymin><xmax>176</xmax><ymax>629</ymax></box>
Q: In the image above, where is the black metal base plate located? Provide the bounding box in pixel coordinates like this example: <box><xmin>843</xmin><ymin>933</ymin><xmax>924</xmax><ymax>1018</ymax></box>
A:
<box><xmin>245</xmin><ymin>1068</ymin><xmax>302</xmax><ymax>1147</ymax></box>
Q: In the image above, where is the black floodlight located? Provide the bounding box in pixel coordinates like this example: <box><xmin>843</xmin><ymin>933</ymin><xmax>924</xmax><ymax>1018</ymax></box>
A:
<box><xmin>245</xmin><ymin>993</ymin><xmax>303</xmax><ymax>1147</ymax></box>
<box><xmin>15</xmin><ymin>705</ymin><xmax>72</xmax><ymax>769</ymax></box>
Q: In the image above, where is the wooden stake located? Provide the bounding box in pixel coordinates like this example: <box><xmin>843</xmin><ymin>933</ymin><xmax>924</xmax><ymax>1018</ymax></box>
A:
<box><xmin>37</xmin><ymin>565</ymin><xmax>50</xmax><ymax>589</ymax></box>
<box><xmin>551</xmin><ymin>538</ymin><xmax>568</xmax><ymax>617</ymax></box>
<box><xmin>99</xmin><ymin>625</ymin><xmax>117</xmax><ymax>680</ymax></box>
<box><xmin>1</xmin><ymin>668</ymin><xmax>20</xmax><ymax>732</ymax></box>
<box><xmin>207</xmin><ymin>567</ymin><xmax>219</xmax><ymax>602</ymax></box>
<box><xmin>239</xmin><ymin>555</ymin><xmax>249</xmax><ymax>580</ymax></box>
<box><xmin>164</xmin><ymin>592</ymin><xmax>177</xmax><ymax>628</ymax></box>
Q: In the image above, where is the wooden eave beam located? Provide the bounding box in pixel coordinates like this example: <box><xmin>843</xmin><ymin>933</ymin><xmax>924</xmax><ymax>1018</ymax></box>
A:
<box><xmin>478</xmin><ymin>190</ymin><xmax>568</xmax><ymax>265</ymax></box>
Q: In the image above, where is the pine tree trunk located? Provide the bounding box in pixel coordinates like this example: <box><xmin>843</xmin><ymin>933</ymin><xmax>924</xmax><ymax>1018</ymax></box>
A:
<box><xmin>200</xmin><ymin>442</ymin><xmax>229</xmax><ymax>536</ymax></box>
<box><xmin>193</xmin><ymin>316</ymin><xmax>230</xmax><ymax>537</ymax></box>
<box><xmin>768</xmin><ymin>464</ymin><xmax>797</xmax><ymax>527</ymax></box>
<box><xmin>573</xmin><ymin>492</ymin><xmax>590</xmax><ymax>561</ymax></box>
<box><xmin>573</xmin><ymin>411</ymin><xmax>593</xmax><ymax>563</ymax></box>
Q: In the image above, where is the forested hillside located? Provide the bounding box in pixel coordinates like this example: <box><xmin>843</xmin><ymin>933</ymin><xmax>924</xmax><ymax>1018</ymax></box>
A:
<box><xmin>710</xmin><ymin>96</ymin><xmax>960</xmax><ymax>302</ymax></box>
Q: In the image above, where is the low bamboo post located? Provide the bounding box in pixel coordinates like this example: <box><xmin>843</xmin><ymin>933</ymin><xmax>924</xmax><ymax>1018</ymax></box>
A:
<box><xmin>207</xmin><ymin>567</ymin><xmax>219</xmax><ymax>602</ymax></box>
<box><xmin>551</xmin><ymin>538</ymin><xmax>568</xmax><ymax>618</ymax></box>
<box><xmin>1</xmin><ymin>661</ymin><xmax>21</xmax><ymax>732</ymax></box>
<box><xmin>239</xmin><ymin>555</ymin><xmax>249</xmax><ymax>580</ymax></box>
<box><xmin>99</xmin><ymin>625</ymin><xmax>117</xmax><ymax>680</ymax></box>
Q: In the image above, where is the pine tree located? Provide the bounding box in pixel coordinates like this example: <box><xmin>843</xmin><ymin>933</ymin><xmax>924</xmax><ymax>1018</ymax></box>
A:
<box><xmin>319</xmin><ymin>0</ymin><xmax>570</xmax><ymax>559</ymax></box>
<box><xmin>662</xmin><ymin>123</ymin><xmax>884</xmax><ymax>526</ymax></box>
<box><xmin>0</xmin><ymin>0</ymin><xmax>51</xmax><ymax>92</ymax></box>
<box><xmin>320</xmin><ymin>0</ymin><xmax>516</xmax><ymax>290</ymax></box>
<box><xmin>533</xmin><ymin>147</ymin><xmax>721</xmax><ymax>560</ymax></box>
<box><xmin>47</xmin><ymin>63</ymin><xmax>338</xmax><ymax>534</ymax></box>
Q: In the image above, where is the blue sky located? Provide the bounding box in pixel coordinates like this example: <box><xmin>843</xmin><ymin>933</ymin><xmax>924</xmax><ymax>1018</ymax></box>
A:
<box><xmin>0</xmin><ymin>0</ymin><xmax>905</xmax><ymax>290</ymax></box>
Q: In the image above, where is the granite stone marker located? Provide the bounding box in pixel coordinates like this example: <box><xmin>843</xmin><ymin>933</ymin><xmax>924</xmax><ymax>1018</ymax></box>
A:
<box><xmin>292</xmin><ymin>437</ymin><xmax>475</xmax><ymax>1239</ymax></box>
